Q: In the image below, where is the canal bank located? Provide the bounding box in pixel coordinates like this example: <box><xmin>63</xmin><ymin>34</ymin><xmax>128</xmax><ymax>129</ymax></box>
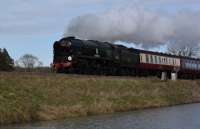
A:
<box><xmin>2</xmin><ymin>103</ymin><xmax>200</xmax><ymax>129</ymax></box>
<box><xmin>0</xmin><ymin>72</ymin><xmax>200</xmax><ymax>125</ymax></box>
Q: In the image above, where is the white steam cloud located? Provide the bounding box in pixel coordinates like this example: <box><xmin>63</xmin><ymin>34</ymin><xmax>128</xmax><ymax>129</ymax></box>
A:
<box><xmin>64</xmin><ymin>7</ymin><xmax>200</xmax><ymax>48</ymax></box>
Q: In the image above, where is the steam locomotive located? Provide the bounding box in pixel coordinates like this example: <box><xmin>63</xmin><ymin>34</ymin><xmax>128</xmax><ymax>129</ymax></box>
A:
<box><xmin>53</xmin><ymin>37</ymin><xmax>200</xmax><ymax>79</ymax></box>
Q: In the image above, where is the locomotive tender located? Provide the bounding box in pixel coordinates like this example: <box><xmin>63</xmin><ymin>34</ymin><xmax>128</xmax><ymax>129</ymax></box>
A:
<box><xmin>53</xmin><ymin>37</ymin><xmax>200</xmax><ymax>79</ymax></box>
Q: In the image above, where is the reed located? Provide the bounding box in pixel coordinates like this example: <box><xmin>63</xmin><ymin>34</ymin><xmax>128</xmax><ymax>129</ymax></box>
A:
<box><xmin>0</xmin><ymin>72</ymin><xmax>200</xmax><ymax>124</ymax></box>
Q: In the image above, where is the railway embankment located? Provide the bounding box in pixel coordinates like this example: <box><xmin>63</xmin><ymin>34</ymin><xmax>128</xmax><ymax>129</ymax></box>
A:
<box><xmin>0</xmin><ymin>72</ymin><xmax>200</xmax><ymax>124</ymax></box>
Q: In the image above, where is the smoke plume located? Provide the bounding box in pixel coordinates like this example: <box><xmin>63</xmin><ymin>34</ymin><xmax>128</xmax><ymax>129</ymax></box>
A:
<box><xmin>64</xmin><ymin>7</ymin><xmax>200</xmax><ymax>48</ymax></box>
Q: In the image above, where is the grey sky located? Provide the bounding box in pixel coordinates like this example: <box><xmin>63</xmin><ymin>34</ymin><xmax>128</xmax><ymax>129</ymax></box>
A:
<box><xmin>0</xmin><ymin>0</ymin><xmax>200</xmax><ymax>65</ymax></box>
<box><xmin>1</xmin><ymin>0</ymin><xmax>200</xmax><ymax>36</ymax></box>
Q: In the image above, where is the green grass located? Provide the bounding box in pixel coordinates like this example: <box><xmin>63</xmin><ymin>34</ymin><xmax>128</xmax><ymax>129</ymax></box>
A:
<box><xmin>0</xmin><ymin>72</ymin><xmax>200</xmax><ymax>124</ymax></box>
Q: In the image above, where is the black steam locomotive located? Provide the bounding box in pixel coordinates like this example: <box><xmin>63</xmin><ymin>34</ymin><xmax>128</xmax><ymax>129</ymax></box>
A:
<box><xmin>53</xmin><ymin>37</ymin><xmax>200</xmax><ymax>79</ymax></box>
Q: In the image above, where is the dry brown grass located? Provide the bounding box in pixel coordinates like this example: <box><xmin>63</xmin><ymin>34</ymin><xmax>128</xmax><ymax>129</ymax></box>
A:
<box><xmin>0</xmin><ymin>72</ymin><xmax>200</xmax><ymax>124</ymax></box>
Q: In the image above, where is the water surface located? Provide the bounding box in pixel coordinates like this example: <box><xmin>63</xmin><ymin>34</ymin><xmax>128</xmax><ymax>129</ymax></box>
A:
<box><xmin>2</xmin><ymin>103</ymin><xmax>200</xmax><ymax>129</ymax></box>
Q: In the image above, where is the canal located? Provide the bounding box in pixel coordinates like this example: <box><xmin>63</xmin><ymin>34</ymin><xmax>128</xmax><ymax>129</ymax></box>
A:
<box><xmin>2</xmin><ymin>103</ymin><xmax>200</xmax><ymax>129</ymax></box>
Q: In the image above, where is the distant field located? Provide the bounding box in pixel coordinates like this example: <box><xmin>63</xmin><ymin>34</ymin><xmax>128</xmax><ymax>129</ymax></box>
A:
<box><xmin>0</xmin><ymin>72</ymin><xmax>200</xmax><ymax>124</ymax></box>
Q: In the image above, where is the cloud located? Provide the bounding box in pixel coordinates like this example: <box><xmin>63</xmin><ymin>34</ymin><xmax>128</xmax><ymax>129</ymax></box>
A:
<box><xmin>65</xmin><ymin>6</ymin><xmax>200</xmax><ymax>48</ymax></box>
<box><xmin>158</xmin><ymin>0</ymin><xmax>200</xmax><ymax>4</ymax></box>
<box><xmin>1</xmin><ymin>0</ymin><xmax>200</xmax><ymax>38</ymax></box>
<box><xmin>131</xmin><ymin>0</ymin><xmax>200</xmax><ymax>5</ymax></box>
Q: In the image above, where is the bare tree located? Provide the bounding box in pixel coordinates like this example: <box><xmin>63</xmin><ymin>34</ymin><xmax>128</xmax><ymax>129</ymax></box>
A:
<box><xmin>168</xmin><ymin>46</ymin><xmax>200</xmax><ymax>58</ymax></box>
<box><xmin>16</xmin><ymin>54</ymin><xmax>43</xmax><ymax>69</ymax></box>
<box><xmin>38</xmin><ymin>61</ymin><xmax>43</xmax><ymax>67</ymax></box>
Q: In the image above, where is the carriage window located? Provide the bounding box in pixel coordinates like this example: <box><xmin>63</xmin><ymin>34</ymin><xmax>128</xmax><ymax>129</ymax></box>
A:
<box><xmin>155</xmin><ymin>56</ymin><xmax>157</xmax><ymax>64</ymax></box>
<box><xmin>166</xmin><ymin>58</ymin><xmax>168</xmax><ymax>64</ymax></box>
<box><xmin>198</xmin><ymin>62</ymin><xmax>200</xmax><ymax>70</ymax></box>
<box><xmin>187</xmin><ymin>62</ymin><xmax>189</xmax><ymax>68</ymax></box>
<box><xmin>146</xmin><ymin>54</ymin><xmax>149</xmax><ymax>63</ymax></box>
<box><xmin>150</xmin><ymin>55</ymin><xmax>153</xmax><ymax>63</ymax></box>
<box><xmin>162</xmin><ymin>58</ymin><xmax>165</xmax><ymax>64</ymax></box>
<box><xmin>159</xmin><ymin>57</ymin><xmax>161</xmax><ymax>64</ymax></box>
<box><xmin>169</xmin><ymin>58</ymin><xmax>171</xmax><ymax>65</ymax></box>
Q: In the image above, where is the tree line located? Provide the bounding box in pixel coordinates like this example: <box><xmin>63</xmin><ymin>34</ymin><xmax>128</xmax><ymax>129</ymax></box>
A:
<box><xmin>0</xmin><ymin>48</ymin><xmax>46</xmax><ymax>72</ymax></box>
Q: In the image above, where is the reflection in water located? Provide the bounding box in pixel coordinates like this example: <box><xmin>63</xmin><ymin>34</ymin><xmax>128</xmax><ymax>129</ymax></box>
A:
<box><xmin>2</xmin><ymin>103</ymin><xmax>200</xmax><ymax>129</ymax></box>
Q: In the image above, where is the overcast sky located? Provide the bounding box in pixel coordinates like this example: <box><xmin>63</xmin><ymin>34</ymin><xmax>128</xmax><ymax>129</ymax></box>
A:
<box><xmin>1</xmin><ymin>0</ymin><xmax>200</xmax><ymax>66</ymax></box>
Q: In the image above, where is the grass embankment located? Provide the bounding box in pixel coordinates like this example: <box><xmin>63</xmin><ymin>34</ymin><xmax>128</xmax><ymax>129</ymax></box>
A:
<box><xmin>0</xmin><ymin>72</ymin><xmax>200</xmax><ymax>124</ymax></box>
